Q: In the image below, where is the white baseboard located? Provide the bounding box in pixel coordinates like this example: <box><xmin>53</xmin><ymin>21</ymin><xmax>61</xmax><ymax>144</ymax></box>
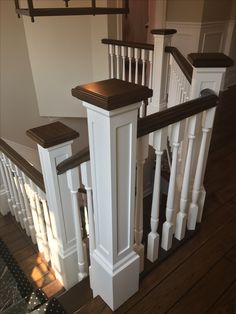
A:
<box><xmin>3</xmin><ymin>138</ymin><xmax>41</xmax><ymax>172</ymax></box>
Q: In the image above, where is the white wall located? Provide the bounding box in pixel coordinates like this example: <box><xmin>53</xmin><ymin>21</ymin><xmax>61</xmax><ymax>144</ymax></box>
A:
<box><xmin>0</xmin><ymin>0</ymin><xmax>49</xmax><ymax>148</ymax></box>
<box><xmin>21</xmin><ymin>0</ymin><xmax>109</xmax><ymax>118</ymax></box>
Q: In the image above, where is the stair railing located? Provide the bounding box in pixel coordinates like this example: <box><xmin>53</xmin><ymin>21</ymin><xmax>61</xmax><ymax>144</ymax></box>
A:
<box><xmin>0</xmin><ymin>139</ymin><xmax>50</xmax><ymax>261</ymax></box>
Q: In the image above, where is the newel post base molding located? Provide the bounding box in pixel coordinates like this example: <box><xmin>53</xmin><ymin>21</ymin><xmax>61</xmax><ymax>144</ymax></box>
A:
<box><xmin>27</xmin><ymin>122</ymin><xmax>80</xmax><ymax>290</ymax></box>
<box><xmin>72</xmin><ymin>78</ymin><xmax>152</xmax><ymax>310</ymax></box>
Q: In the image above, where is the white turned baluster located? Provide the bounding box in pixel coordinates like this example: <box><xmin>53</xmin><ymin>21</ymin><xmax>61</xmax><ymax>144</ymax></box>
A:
<box><xmin>121</xmin><ymin>46</ymin><xmax>126</xmax><ymax>81</ymax></box>
<box><xmin>0</xmin><ymin>153</ymin><xmax>10</xmax><ymax>215</ymax></box>
<box><xmin>4</xmin><ymin>156</ymin><xmax>19</xmax><ymax>220</ymax></box>
<box><xmin>139</xmin><ymin>49</ymin><xmax>147</xmax><ymax>117</ymax></box>
<box><xmin>40</xmin><ymin>194</ymin><xmax>54</xmax><ymax>253</ymax></box>
<box><xmin>134</xmin><ymin>48</ymin><xmax>139</xmax><ymax>84</ymax></box>
<box><xmin>28</xmin><ymin>178</ymin><xmax>45</xmax><ymax>254</ymax></box>
<box><xmin>188</xmin><ymin>108</ymin><xmax>216</xmax><ymax>229</ymax></box>
<box><xmin>115</xmin><ymin>45</ymin><xmax>120</xmax><ymax>79</ymax></box>
<box><xmin>21</xmin><ymin>172</ymin><xmax>36</xmax><ymax>243</ymax></box>
<box><xmin>161</xmin><ymin>121</ymin><xmax>184</xmax><ymax>250</ymax></box>
<box><xmin>175</xmin><ymin>115</ymin><xmax>197</xmax><ymax>240</ymax></box>
<box><xmin>34</xmin><ymin>185</ymin><xmax>50</xmax><ymax>262</ymax></box>
<box><xmin>81</xmin><ymin>161</ymin><xmax>95</xmax><ymax>254</ymax></box>
<box><xmin>147</xmin><ymin>128</ymin><xmax>167</xmax><ymax>262</ymax></box>
<box><xmin>13</xmin><ymin>165</ymin><xmax>30</xmax><ymax>235</ymax></box>
<box><xmin>109</xmin><ymin>44</ymin><xmax>115</xmax><ymax>78</ymax></box>
<box><xmin>67</xmin><ymin>166</ymin><xmax>88</xmax><ymax>281</ymax></box>
<box><xmin>134</xmin><ymin>135</ymin><xmax>149</xmax><ymax>272</ymax></box>
<box><xmin>128</xmin><ymin>47</ymin><xmax>133</xmax><ymax>82</ymax></box>
<box><xmin>10</xmin><ymin>161</ymin><xmax>25</xmax><ymax>229</ymax></box>
<box><xmin>148</xmin><ymin>50</ymin><xmax>153</xmax><ymax>91</ymax></box>
<box><xmin>141</xmin><ymin>49</ymin><xmax>146</xmax><ymax>86</ymax></box>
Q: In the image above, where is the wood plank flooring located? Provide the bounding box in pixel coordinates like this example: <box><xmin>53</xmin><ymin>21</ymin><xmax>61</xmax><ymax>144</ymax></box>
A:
<box><xmin>76</xmin><ymin>86</ymin><xmax>236</xmax><ymax>313</ymax></box>
<box><xmin>0</xmin><ymin>213</ymin><xmax>64</xmax><ymax>298</ymax></box>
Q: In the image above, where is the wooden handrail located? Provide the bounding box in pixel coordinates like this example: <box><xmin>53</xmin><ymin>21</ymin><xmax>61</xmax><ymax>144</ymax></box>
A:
<box><xmin>101</xmin><ymin>38</ymin><xmax>154</xmax><ymax>51</ymax></box>
<box><xmin>165</xmin><ymin>46</ymin><xmax>193</xmax><ymax>83</ymax></box>
<box><xmin>57</xmin><ymin>147</ymin><xmax>90</xmax><ymax>175</ymax></box>
<box><xmin>0</xmin><ymin>138</ymin><xmax>45</xmax><ymax>192</ymax></box>
<box><xmin>137</xmin><ymin>89</ymin><xmax>218</xmax><ymax>138</ymax></box>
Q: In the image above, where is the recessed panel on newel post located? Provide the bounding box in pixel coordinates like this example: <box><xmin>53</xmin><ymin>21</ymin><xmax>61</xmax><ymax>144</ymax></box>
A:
<box><xmin>72</xmin><ymin>78</ymin><xmax>152</xmax><ymax>310</ymax></box>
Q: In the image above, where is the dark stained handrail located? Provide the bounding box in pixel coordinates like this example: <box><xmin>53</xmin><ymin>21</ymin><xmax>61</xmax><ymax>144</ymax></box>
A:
<box><xmin>0</xmin><ymin>138</ymin><xmax>45</xmax><ymax>192</ymax></box>
<box><xmin>101</xmin><ymin>38</ymin><xmax>154</xmax><ymax>51</ymax></box>
<box><xmin>137</xmin><ymin>89</ymin><xmax>218</xmax><ymax>138</ymax></box>
<box><xmin>57</xmin><ymin>147</ymin><xmax>90</xmax><ymax>175</ymax></box>
<box><xmin>165</xmin><ymin>46</ymin><xmax>193</xmax><ymax>83</ymax></box>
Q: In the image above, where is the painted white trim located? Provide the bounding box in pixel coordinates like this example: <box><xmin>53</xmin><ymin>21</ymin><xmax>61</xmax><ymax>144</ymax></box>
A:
<box><xmin>199</xmin><ymin>20</ymin><xmax>228</xmax><ymax>53</ymax></box>
<box><xmin>3</xmin><ymin>139</ymin><xmax>41</xmax><ymax>171</ymax></box>
<box><xmin>165</xmin><ymin>21</ymin><xmax>201</xmax><ymax>57</ymax></box>
<box><xmin>224</xmin><ymin>20</ymin><xmax>236</xmax><ymax>55</ymax></box>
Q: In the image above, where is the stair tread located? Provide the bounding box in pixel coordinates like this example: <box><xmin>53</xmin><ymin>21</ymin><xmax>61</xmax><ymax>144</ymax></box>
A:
<box><xmin>57</xmin><ymin>277</ymin><xmax>93</xmax><ymax>314</ymax></box>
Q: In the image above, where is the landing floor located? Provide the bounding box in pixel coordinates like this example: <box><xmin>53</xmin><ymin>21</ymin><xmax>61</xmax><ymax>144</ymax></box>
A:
<box><xmin>0</xmin><ymin>213</ymin><xmax>64</xmax><ymax>298</ymax></box>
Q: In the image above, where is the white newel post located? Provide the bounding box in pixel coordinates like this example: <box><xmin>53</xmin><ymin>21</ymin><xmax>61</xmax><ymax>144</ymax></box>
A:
<box><xmin>185</xmin><ymin>53</ymin><xmax>233</xmax><ymax>228</ymax></box>
<box><xmin>148</xmin><ymin>29</ymin><xmax>177</xmax><ymax>114</ymax></box>
<box><xmin>26</xmin><ymin>122</ymin><xmax>80</xmax><ymax>290</ymax></box>
<box><xmin>72</xmin><ymin>79</ymin><xmax>152</xmax><ymax>310</ymax></box>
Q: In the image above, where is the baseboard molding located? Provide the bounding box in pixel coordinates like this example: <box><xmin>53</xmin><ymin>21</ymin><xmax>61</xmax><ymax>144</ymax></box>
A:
<box><xmin>2</xmin><ymin>138</ymin><xmax>41</xmax><ymax>172</ymax></box>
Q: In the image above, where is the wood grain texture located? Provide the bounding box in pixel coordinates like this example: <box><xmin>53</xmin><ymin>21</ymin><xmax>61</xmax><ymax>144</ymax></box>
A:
<box><xmin>165</xmin><ymin>46</ymin><xmax>193</xmax><ymax>83</ymax></box>
<box><xmin>137</xmin><ymin>92</ymin><xmax>218</xmax><ymax>138</ymax></box>
<box><xmin>151</xmin><ymin>29</ymin><xmax>177</xmax><ymax>35</ymax></box>
<box><xmin>188</xmin><ymin>53</ymin><xmax>234</xmax><ymax>68</ymax></box>
<box><xmin>0</xmin><ymin>213</ymin><xmax>64</xmax><ymax>298</ymax></box>
<box><xmin>57</xmin><ymin>147</ymin><xmax>90</xmax><ymax>175</ymax></box>
<box><xmin>0</xmin><ymin>138</ymin><xmax>45</xmax><ymax>192</ymax></box>
<box><xmin>167</xmin><ymin>259</ymin><xmax>236</xmax><ymax>314</ymax></box>
<box><xmin>72</xmin><ymin>78</ymin><xmax>153</xmax><ymax>111</ymax></box>
<box><xmin>26</xmin><ymin>121</ymin><xmax>79</xmax><ymax>149</ymax></box>
<box><xmin>101</xmin><ymin>38</ymin><xmax>154</xmax><ymax>51</ymax></box>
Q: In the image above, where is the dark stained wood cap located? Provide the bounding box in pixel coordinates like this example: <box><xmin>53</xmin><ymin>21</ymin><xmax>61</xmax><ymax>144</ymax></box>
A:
<box><xmin>188</xmin><ymin>53</ymin><xmax>234</xmax><ymax>68</ymax></box>
<box><xmin>72</xmin><ymin>78</ymin><xmax>153</xmax><ymax>111</ymax></box>
<box><xmin>26</xmin><ymin>122</ymin><xmax>79</xmax><ymax>148</ymax></box>
<box><xmin>151</xmin><ymin>29</ymin><xmax>177</xmax><ymax>35</ymax></box>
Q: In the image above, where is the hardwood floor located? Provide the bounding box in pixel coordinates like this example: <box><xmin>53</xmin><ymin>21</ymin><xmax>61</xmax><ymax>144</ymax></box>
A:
<box><xmin>0</xmin><ymin>213</ymin><xmax>64</xmax><ymax>298</ymax></box>
<box><xmin>1</xmin><ymin>86</ymin><xmax>236</xmax><ymax>313</ymax></box>
<box><xmin>76</xmin><ymin>86</ymin><xmax>236</xmax><ymax>313</ymax></box>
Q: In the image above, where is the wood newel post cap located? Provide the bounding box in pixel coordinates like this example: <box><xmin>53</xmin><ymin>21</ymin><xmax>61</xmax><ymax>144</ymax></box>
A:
<box><xmin>151</xmin><ymin>29</ymin><xmax>177</xmax><ymax>36</ymax></box>
<box><xmin>187</xmin><ymin>53</ymin><xmax>234</xmax><ymax>68</ymax></box>
<box><xmin>26</xmin><ymin>122</ymin><xmax>79</xmax><ymax>148</ymax></box>
<box><xmin>71</xmin><ymin>78</ymin><xmax>153</xmax><ymax>111</ymax></box>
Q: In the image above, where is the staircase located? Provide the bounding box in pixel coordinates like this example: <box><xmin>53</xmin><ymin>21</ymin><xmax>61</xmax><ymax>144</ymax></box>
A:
<box><xmin>0</xmin><ymin>29</ymin><xmax>234</xmax><ymax>312</ymax></box>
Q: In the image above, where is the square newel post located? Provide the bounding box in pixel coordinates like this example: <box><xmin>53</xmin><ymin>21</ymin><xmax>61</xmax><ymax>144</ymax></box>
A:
<box><xmin>72</xmin><ymin>79</ymin><xmax>152</xmax><ymax>310</ymax></box>
<box><xmin>186</xmin><ymin>53</ymin><xmax>233</xmax><ymax>226</ymax></box>
<box><xmin>148</xmin><ymin>29</ymin><xmax>177</xmax><ymax>114</ymax></box>
<box><xmin>26</xmin><ymin>122</ymin><xmax>80</xmax><ymax>290</ymax></box>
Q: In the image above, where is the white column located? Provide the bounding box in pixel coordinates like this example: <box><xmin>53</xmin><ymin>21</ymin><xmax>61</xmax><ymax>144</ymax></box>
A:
<box><xmin>27</xmin><ymin>122</ymin><xmax>79</xmax><ymax>290</ymax></box>
<box><xmin>186</xmin><ymin>61</ymin><xmax>229</xmax><ymax>225</ymax></box>
<box><xmin>73</xmin><ymin>79</ymin><xmax>152</xmax><ymax>310</ymax></box>
<box><xmin>147</xmin><ymin>29</ymin><xmax>176</xmax><ymax>114</ymax></box>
